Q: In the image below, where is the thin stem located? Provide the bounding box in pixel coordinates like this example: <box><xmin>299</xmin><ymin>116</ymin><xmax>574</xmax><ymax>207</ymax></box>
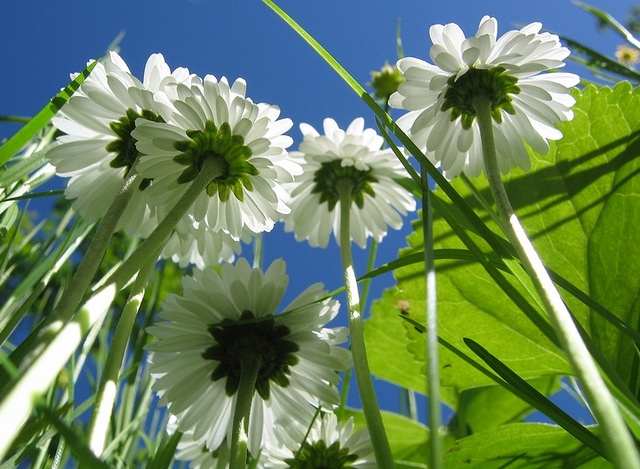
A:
<box><xmin>1</xmin><ymin>164</ymin><xmax>141</xmax><ymax>390</ymax></box>
<box><xmin>421</xmin><ymin>163</ymin><xmax>442</xmax><ymax>469</ymax></box>
<box><xmin>336</xmin><ymin>178</ymin><xmax>395</xmax><ymax>468</ymax></box>
<box><xmin>102</xmin><ymin>156</ymin><xmax>226</xmax><ymax>293</ymax></box>
<box><xmin>230</xmin><ymin>355</ymin><xmax>261</xmax><ymax>469</ymax></box>
<box><xmin>87</xmin><ymin>249</ymin><xmax>159</xmax><ymax>456</ymax></box>
<box><xmin>473</xmin><ymin>94</ymin><xmax>640</xmax><ymax>469</ymax></box>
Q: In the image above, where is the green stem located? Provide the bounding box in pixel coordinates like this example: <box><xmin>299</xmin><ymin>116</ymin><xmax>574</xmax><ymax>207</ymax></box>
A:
<box><xmin>230</xmin><ymin>355</ymin><xmax>261</xmax><ymax>469</ymax></box>
<box><xmin>421</xmin><ymin>163</ymin><xmax>442</xmax><ymax>469</ymax></box>
<box><xmin>473</xmin><ymin>95</ymin><xmax>640</xmax><ymax>469</ymax></box>
<box><xmin>337</xmin><ymin>179</ymin><xmax>395</xmax><ymax>468</ymax></box>
<box><xmin>102</xmin><ymin>157</ymin><xmax>226</xmax><ymax>293</ymax></box>
<box><xmin>0</xmin><ymin>164</ymin><xmax>141</xmax><ymax>392</ymax></box>
<box><xmin>87</xmin><ymin>249</ymin><xmax>159</xmax><ymax>456</ymax></box>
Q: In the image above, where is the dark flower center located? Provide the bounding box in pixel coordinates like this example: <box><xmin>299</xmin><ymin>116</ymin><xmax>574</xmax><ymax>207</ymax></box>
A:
<box><xmin>202</xmin><ymin>310</ymin><xmax>300</xmax><ymax>399</ymax></box>
<box><xmin>312</xmin><ymin>159</ymin><xmax>378</xmax><ymax>211</ymax></box>
<box><xmin>107</xmin><ymin>108</ymin><xmax>162</xmax><ymax>189</ymax></box>
<box><xmin>285</xmin><ymin>440</ymin><xmax>358</xmax><ymax>468</ymax></box>
<box><xmin>441</xmin><ymin>67</ymin><xmax>520</xmax><ymax>129</ymax></box>
<box><xmin>173</xmin><ymin>120</ymin><xmax>257</xmax><ymax>202</ymax></box>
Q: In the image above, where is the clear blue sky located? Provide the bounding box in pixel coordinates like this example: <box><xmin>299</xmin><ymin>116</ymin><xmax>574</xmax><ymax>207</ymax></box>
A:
<box><xmin>1</xmin><ymin>0</ymin><xmax>634</xmax><ymax>421</ymax></box>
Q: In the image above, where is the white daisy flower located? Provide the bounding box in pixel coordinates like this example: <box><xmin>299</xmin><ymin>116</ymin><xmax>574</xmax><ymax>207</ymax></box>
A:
<box><xmin>282</xmin><ymin>117</ymin><xmax>416</xmax><ymax>249</ymax></box>
<box><xmin>47</xmin><ymin>52</ymin><xmax>193</xmax><ymax>236</ymax></box>
<box><xmin>389</xmin><ymin>16</ymin><xmax>580</xmax><ymax>178</ymax></box>
<box><xmin>146</xmin><ymin>258</ymin><xmax>351</xmax><ymax>457</ymax></box>
<box><xmin>131</xmin><ymin>75</ymin><xmax>301</xmax><ymax>239</ymax></box>
<box><xmin>260</xmin><ymin>412</ymin><xmax>376</xmax><ymax>468</ymax></box>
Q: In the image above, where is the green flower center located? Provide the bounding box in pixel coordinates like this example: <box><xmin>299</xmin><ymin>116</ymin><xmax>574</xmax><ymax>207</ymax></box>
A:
<box><xmin>202</xmin><ymin>310</ymin><xmax>300</xmax><ymax>400</ymax></box>
<box><xmin>173</xmin><ymin>120</ymin><xmax>257</xmax><ymax>202</ymax></box>
<box><xmin>312</xmin><ymin>159</ymin><xmax>378</xmax><ymax>210</ymax></box>
<box><xmin>107</xmin><ymin>108</ymin><xmax>162</xmax><ymax>189</ymax></box>
<box><xmin>441</xmin><ymin>67</ymin><xmax>520</xmax><ymax>129</ymax></box>
<box><xmin>285</xmin><ymin>440</ymin><xmax>358</xmax><ymax>468</ymax></box>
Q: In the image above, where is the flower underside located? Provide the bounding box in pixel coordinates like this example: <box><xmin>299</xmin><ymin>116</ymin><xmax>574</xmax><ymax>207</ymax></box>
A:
<box><xmin>284</xmin><ymin>440</ymin><xmax>358</xmax><ymax>468</ymax></box>
<box><xmin>202</xmin><ymin>310</ymin><xmax>300</xmax><ymax>400</ymax></box>
<box><xmin>442</xmin><ymin>67</ymin><xmax>520</xmax><ymax>129</ymax></box>
<box><xmin>107</xmin><ymin>108</ymin><xmax>162</xmax><ymax>188</ymax></box>
<box><xmin>173</xmin><ymin>120</ymin><xmax>257</xmax><ymax>202</ymax></box>
<box><xmin>312</xmin><ymin>159</ymin><xmax>378</xmax><ymax>210</ymax></box>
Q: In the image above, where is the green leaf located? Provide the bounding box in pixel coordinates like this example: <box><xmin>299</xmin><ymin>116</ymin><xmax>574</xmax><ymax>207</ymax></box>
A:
<box><xmin>444</xmin><ymin>423</ymin><xmax>610</xmax><ymax>468</ymax></box>
<box><xmin>345</xmin><ymin>410</ymin><xmax>429</xmax><ymax>467</ymax></box>
<box><xmin>366</xmin><ymin>83</ymin><xmax>640</xmax><ymax>404</ymax></box>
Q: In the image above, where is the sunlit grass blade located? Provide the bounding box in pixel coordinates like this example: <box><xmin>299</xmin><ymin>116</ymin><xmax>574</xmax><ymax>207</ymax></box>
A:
<box><xmin>561</xmin><ymin>36</ymin><xmax>640</xmax><ymax>82</ymax></box>
<box><xmin>0</xmin><ymin>217</ymin><xmax>90</xmax><ymax>347</ymax></box>
<box><xmin>0</xmin><ymin>147</ymin><xmax>48</xmax><ymax>190</ymax></box>
<box><xmin>462</xmin><ymin>337</ymin><xmax>609</xmax><ymax>458</ymax></box>
<box><xmin>400</xmin><ymin>314</ymin><xmax>606</xmax><ymax>458</ymax></box>
<box><xmin>574</xmin><ymin>1</ymin><xmax>640</xmax><ymax>49</ymax></box>
<box><xmin>0</xmin><ymin>59</ymin><xmax>97</xmax><ymax>166</ymax></box>
<box><xmin>33</xmin><ymin>403</ymin><xmax>111</xmax><ymax>469</ymax></box>
<box><xmin>146</xmin><ymin>431</ymin><xmax>182</xmax><ymax>469</ymax></box>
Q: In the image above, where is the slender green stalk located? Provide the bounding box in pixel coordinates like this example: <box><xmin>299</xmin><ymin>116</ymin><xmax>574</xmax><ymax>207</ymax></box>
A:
<box><xmin>1</xmin><ymin>165</ymin><xmax>141</xmax><ymax>390</ymax></box>
<box><xmin>421</xmin><ymin>163</ymin><xmax>442</xmax><ymax>469</ymax></box>
<box><xmin>336</xmin><ymin>179</ymin><xmax>394</xmax><ymax>468</ymax></box>
<box><xmin>230</xmin><ymin>355</ymin><xmax>261</xmax><ymax>469</ymax></box>
<box><xmin>473</xmin><ymin>95</ymin><xmax>640</xmax><ymax>469</ymax></box>
<box><xmin>100</xmin><ymin>156</ymin><xmax>226</xmax><ymax>293</ymax></box>
<box><xmin>87</xmin><ymin>250</ymin><xmax>158</xmax><ymax>456</ymax></box>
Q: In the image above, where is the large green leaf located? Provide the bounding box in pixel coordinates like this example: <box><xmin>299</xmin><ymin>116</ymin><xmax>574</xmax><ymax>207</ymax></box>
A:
<box><xmin>444</xmin><ymin>423</ymin><xmax>610</xmax><ymax>468</ymax></box>
<box><xmin>364</xmin><ymin>83</ymin><xmax>640</xmax><ymax>404</ymax></box>
<box><xmin>346</xmin><ymin>409</ymin><xmax>429</xmax><ymax>467</ymax></box>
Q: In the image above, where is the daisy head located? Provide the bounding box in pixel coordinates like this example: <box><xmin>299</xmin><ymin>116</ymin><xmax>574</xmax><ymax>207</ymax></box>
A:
<box><xmin>389</xmin><ymin>16</ymin><xmax>580</xmax><ymax>178</ymax></box>
<box><xmin>146</xmin><ymin>258</ymin><xmax>351</xmax><ymax>456</ymax></box>
<box><xmin>47</xmin><ymin>52</ymin><xmax>192</xmax><ymax>236</ymax></box>
<box><xmin>131</xmin><ymin>75</ymin><xmax>301</xmax><ymax>239</ymax></box>
<box><xmin>260</xmin><ymin>412</ymin><xmax>376</xmax><ymax>468</ymax></box>
<box><xmin>283</xmin><ymin>117</ymin><xmax>416</xmax><ymax>248</ymax></box>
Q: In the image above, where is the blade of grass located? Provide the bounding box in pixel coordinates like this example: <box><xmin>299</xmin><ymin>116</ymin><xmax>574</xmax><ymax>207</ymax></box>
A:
<box><xmin>574</xmin><ymin>1</ymin><xmax>640</xmax><ymax>49</ymax></box>
<box><xmin>0</xmin><ymin>59</ymin><xmax>98</xmax><ymax>166</ymax></box>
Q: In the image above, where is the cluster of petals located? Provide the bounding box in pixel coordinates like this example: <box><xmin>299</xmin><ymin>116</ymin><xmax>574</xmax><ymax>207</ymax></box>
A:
<box><xmin>390</xmin><ymin>16</ymin><xmax>580</xmax><ymax>178</ymax></box>
<box><xmin>47</xmin><ymin>52</ymin><xmax>191</xmax><ymax>238</ymax></box>
<box><xmin>146</xmin><ymin>258</ymin><xmax>351</xmax><ymax>457</ymax></box>
<box><xmin>260</xmin><ymin>413</ymin><xmax>376</xmax><ymax>468</ymax></box>
<box><xmin>283</xmin><ymin>118</ymin><xmax>416</xmax><ymax>248</ymax></box>
<box><xmin>48</xmin><ymin>52</ymin><xmax>299</xmax><ymax>267</ymax></box>
<box><xmin>132</xmin><ymin>74</ymin><xmax>301</xmax><ymax>240</ymax></box>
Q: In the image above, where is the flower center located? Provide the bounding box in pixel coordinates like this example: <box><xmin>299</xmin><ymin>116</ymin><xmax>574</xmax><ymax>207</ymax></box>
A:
<box><xmin>173</xmin><ymin>120</ymin><xmax>257</xmax><ymax>202</ymax></box>
<box><xmin>284</xmin><ymin>440</ymin><xmax>358</xmax><ymax>468</ymax></box>
<box><xmin>441</xmin><ymin>67</ymin><xmax>520</xmax><ymax>129</ymax></box>
<box><xmin>107</xmin><ymin>108</ymin><xmax>162</xmax><ymax>189</ymax></box>
<box><xmin>312</xmin><ymin>159</ymin><xmax>378</xmax><ymax>210</ymax></box>
<box><xmin>202</xmin><ymin>310</ymin><xmax>300</xmax><ymax>399</ymax></box>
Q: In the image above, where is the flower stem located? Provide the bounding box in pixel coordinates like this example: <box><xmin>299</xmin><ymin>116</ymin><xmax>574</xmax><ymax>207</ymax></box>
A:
<box><xmin>230</xmin><ymin>355</ymin><xmax>261</xmax><ymax>469</ymax></box>
<box><xmin>473</xmin><ymin>95</ymin><xmax>640</xmax><ymax>469</ymax></box>
<box><xmin>87</xmin><ymin>249</ymin><xmax>159</xmax><ymax>456</ymax></box>
<box><xmin>0</xmin><ymin>164</ymin><xmax>141</xmax><ymax>391</ymax></box>
<box><xmin>337</xmin><ymin>178</ymin><xmax>395</xmax><ymax>468</ymax></box>
<box><xmin>421</xmin><ymin>163</ymin><xmax>442</xmax><ymax>469</ymax></box>
<box><xmin>103</xmin><ymin>156</ymin><xmax>226</xmax><ymax>293</ymax></box>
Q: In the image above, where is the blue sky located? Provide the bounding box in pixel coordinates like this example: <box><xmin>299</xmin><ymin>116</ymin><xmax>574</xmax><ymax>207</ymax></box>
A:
<box><xmin>1</xmin><ymin>0</ymin><xmax>635</xmax><ymax>423</ymax></box>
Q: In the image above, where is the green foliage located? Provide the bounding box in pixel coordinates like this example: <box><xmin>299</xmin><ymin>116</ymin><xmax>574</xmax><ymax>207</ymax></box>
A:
<box><xmin>363</xmin><ymin>83</ymin><xmax>640</xmax><ymax>462</ymax></box>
